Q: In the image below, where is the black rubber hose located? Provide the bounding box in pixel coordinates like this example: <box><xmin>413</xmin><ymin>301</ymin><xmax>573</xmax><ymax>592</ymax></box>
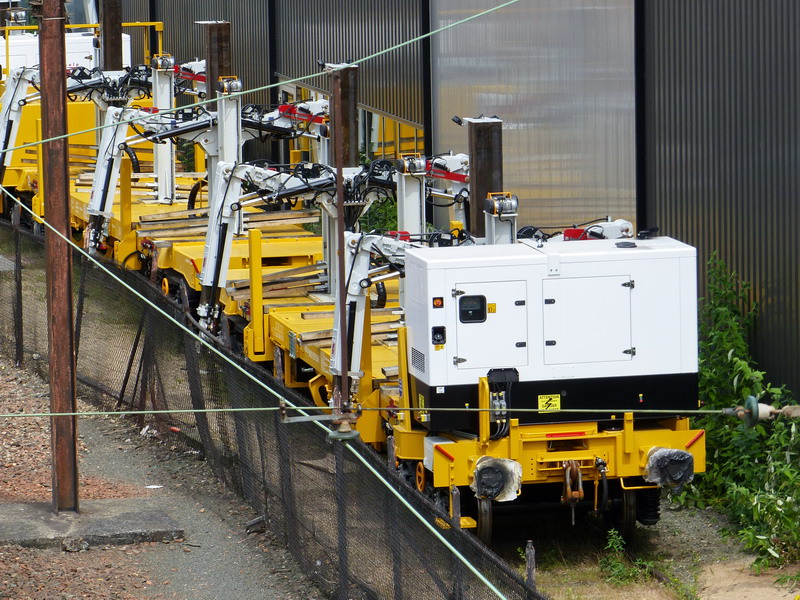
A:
<box><xmin>370</xmin><ymin>282</ymin><xmax>387</xmax><ymax>309</ymax></box>
<box><xmin>123</xmin><ymin>145</ymin><xmax>141</xmax><ymax>173</ymax></box>
<box><xmin>599</xmin><ymin>469</ymin><xmax>609</xmax><ymax>516</ymax></box>
<box><xmin>187</xmin><ymin>178</ymin><xmax>207</xmax><ymax>210</ymax></box>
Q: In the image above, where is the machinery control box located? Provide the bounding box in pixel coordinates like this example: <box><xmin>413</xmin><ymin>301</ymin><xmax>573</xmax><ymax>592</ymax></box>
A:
<box><xmin>403</xmin><ymin>237</ymin><xmax>698</xmax><ymax>429</ymax></box>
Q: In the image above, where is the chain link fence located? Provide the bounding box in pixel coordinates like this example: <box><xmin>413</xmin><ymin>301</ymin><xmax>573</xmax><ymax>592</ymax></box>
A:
<box><xmin>0</xmin><ymin>220</ymin><xmax>548</xmax><ymax>599</ymax></box>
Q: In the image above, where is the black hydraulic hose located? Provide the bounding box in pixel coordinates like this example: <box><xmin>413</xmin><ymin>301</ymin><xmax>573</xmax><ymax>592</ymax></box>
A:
<box><xmin>187</xmin><ymin>179</ymin><xmax>207</xmax><ymax>210</ymax></box>
<box><xmin>0</xmin><ymin>120</ymin><xmax>13</xmax><ymax>184</ymax></box>
<box><xmin>209</xmin><ymin>222</ymin><xmax>228</xmax><ymax>306</ymax></box>
<box><xmin>98</xmin><ymin>156</ymin><xmax>115</xmax><ymax>211</ymax></box>
<box><xmin>370</xmin><ymin>281</ymin><xmax>387</xmax><ymax>309</ymax></box>
<box><xmin>346</xmin><ymin>300</ymin><xmax>357</xmax><ymax>366</ymax></box>
<box><xmin>599</xmin><ymin>469</ymin><xmax>608</xmax><ymax>516</ymax></box>
<box><xmin>123</xmin><ymin>146</ymin><xmax>141</xmax><ymax>173</ymax></box>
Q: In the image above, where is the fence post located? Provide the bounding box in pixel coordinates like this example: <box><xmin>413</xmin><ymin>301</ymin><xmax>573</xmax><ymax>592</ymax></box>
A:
<box><xmin>449</xmin><ymin>485</ymin><xmax>465</xmax><ymax>599</ymax></box>
<box><xmin>274</xmin><ymin>412</ymin><xmax>298</xmax><ymax>548</ymax></box>
<box><xmin>12</xmin><ymin>206</ymin><xmax>23</xmax><ymax>366</ymax></box>
<box><xmin>525</xmin><ymin>539</ymin><xmax>537</xmax><ymax>592</ymax></box>
<box><xmin>74</xmin><ymin>255</ymin><xmax>88</xmax><ymax>359</ymax></box>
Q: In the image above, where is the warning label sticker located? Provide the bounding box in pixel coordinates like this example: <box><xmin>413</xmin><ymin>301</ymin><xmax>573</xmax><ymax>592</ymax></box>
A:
<box><xmin>538</xmin><ymin>394</ymin><xmax>561</xmax><ymax>412</ymax></box>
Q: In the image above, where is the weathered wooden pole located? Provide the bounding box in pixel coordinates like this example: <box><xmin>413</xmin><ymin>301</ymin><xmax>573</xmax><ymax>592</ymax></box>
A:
<box><xmin>37</xmin><ymin>0</ymin><xmax>79</xmax><ymax>512</ymax></box>
<box><xmin>202</xmin><ymin>21</ymin><xmax>232</xmax><ymax>101</ymax></box>
<box><xmin>330</xmin><ymin>64</ymin><xmax>358</xmax><ymax>412</ymax></box>
<box><xmin>466</xmin><ymin>117</ymin><xmax>503</xmax><ymax>237</ymax></box>
<box><xmin>99</xmin><ymin>0</ymin><xmax>123</xmax><ymax>71</ymax></box>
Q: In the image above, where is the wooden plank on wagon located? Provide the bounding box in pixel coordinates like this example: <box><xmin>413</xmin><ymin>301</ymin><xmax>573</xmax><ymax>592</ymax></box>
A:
<box><xmin>228</xmin><ymin>261</ymin><xmax>326</xmax><ymax>290</ymax></box>
<box><xmin>139</xmin><ymin>207</ymin><xmax>210</xmax><ymax>221</ymax></box>
<box><xmin>300</xmin><ymin>307</ymin><xmax>398</xmax><ymax>320</ymax></box>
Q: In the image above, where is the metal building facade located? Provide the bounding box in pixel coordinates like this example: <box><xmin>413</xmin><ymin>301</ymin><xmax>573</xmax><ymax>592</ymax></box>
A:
<box><xmin>430</xmin><ymin>1</ymin><xmax>637</xmax><ymax>229</ymax></box>
<box><xmin>641</xmin><ymin>1</ymin><xmax>800</xmax><ymax>392</ymax></box>
<box><xmin>123</xmin><ymin>1</ymin><xmax>426</xmax><ymax>124</ymax></box>
<box><xmin>122</xmin><ymin>1</ymin><xmax>273</xmax><ymax>105</ymax></box>
<box><xmin>273</xmin><ymin>0</ymin><xmax>426</xmax><ymax>127</ymax></box>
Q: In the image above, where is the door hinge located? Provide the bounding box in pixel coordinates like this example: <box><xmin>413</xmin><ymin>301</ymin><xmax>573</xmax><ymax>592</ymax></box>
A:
<box><xmin>622</xmin><ymin>280</ymin><xmax>635</xmax><ymax>289</ymax></box>
<box><xmin>452</xmin><ymin>289</ymin><xmax>465</xmax><ymax>298</ymax></box>
<box><xmin>453</xmin><ymin>356</ymin><xmax>467</xmax><ymax>365</ymax></box>
<box><xmin>623</xmin><ymin>347</ymin><xmax>636</xmax><ymax>356</ymax></box>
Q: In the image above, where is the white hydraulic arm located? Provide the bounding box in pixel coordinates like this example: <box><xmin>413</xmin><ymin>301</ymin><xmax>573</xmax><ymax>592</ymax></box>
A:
<box><xmin>195</xmin><ymin>160</ymin><xmax>339</xmax><ymax>331</ymax></box>
<box><xmin>174</xmin><ymin>59</ymin><xmax>207</xmax><ymax>98</ymax></box>
<box><xmin>85</xmin><ymin>104</ymin><xmax>218</xmax><ymax>252</ymax></box>
<box><xmin>84</xmin><ymin>78</ymin><xmax>333</xmax><ymax>254</ymax></box>
<box><xmin>0</xmin><ymin>67</ymin><xmax>39</xmax><ymax>184</ymax></box>
<box><xmin>425</xmin><ymin>153</ymin><xmax>471</xmax><ymax>232</ymax></box>
<box><xmin>150</xmin><ymin>55</ymin><xmax>178</xmax><ymax>205</ymax></box>
<box><xmin>241</xmin><ymin>99</ymin><xmax>329</xmax><ymax>144</ymax></box>
<box><xmin>330</xmin><ymin>232</ymin><xmax>417</xmax><ymax>394</ymax></box>
<box><xmin>0</xmin><ymin>66</ymin><xmax>111</xmax><ymax>182</ymax></box>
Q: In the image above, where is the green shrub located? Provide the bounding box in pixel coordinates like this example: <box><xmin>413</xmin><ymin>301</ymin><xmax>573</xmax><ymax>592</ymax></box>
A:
<box><xmin>690</xmin><ymin>253</ymin><xmax>799</xmax><ymax>567</ymax></box>
<box><xmin>599</xmin><ymin>529</ymin><xmax>653</xmax><ymax>584</ymax></box>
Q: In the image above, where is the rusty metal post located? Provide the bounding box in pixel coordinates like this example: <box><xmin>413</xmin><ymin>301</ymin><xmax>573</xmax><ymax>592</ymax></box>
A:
<box><xmin>37</xmin><ymin>0</ymin><xmax>79</xmax><ymax>512</ymax></box>
<box><xmin>99</xmin><ymin>0</ymin><xmax>123</xmax><ymax>71</ymax></box>
<box><xmin>330</xmin><ymin>65</ymin><xmax>358</xmax><ymax>411</ymax></box>
<box><xmin>201</xmin><ymin>21</ymin><xmax>232</xmax><ymax>101</ymax></box>
<box><xmin>525</xmin><ymin>539</ymin><xmax>537</xmax><ymax>589</ymax></box>
<box><xmin>466</xmin><ymin>117</ymin><xmax>503</xmax><ymax>237</ymax></box>
<box><xmin>450</xmin><ymin>485</ymin><xmax>461</xmax><ymax>524</ymax></box>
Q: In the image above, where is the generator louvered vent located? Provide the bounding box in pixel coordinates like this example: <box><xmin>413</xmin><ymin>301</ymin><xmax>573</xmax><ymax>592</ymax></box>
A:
<box><xmin>411</xmin><ymin>347</ymin><xmax>425</xmax><ymax>373</ymax></box>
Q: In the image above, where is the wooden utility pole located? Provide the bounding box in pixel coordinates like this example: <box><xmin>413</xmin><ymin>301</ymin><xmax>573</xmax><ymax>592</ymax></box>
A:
<box><xmin>330</xmin><ymin>65</ymin><xmax>358</xmax><ymax>413</ymax></box>
<box><xmin>99</xmin><ymin>0</ymin><xmax>123</xmax><ymax>71</ymax></box>
<box><xmin>36</xmin><ymin>0</ymin><xmax>79</xmax><ymax>512</ymax></box>
<box><xmin>202</xmin><ymin>21</ymin><xmax>232</xmax><ymax>100</ymax></box>
<box><xmin>466</xmin><ymin>117</ymin><xmax>503</xmax><ymax>237</ymax></box>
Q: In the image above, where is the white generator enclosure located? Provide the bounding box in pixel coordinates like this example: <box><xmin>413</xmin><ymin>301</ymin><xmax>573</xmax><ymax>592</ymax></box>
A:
<box><xmin>2</xmin><ymin>32</ymin><xmax>132</xmax><ymax>71</ymax></box>
<box><xmin>404</xmin><ymin>237</ymin><xmax>698</xmax><ymax>430</ymax></box>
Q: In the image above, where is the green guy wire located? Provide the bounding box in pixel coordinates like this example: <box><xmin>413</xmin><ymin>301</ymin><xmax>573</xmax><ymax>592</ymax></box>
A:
<box><xmin>0</xmin><ymin>404</ymin><xmax>733</xmax><ymax>420</ymax></box>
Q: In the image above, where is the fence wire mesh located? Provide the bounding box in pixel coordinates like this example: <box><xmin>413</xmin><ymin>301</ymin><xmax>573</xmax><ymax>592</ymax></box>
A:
<box><xmin>0</xmin><ymin>220</ymin><xmax>547</xmax><ymax>600</ymax></box>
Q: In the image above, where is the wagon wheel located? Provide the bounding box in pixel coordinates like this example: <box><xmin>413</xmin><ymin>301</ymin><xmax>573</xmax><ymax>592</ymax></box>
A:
<box><xmin>476</xmin><ymin>497</ymin><xmax>493</xmax><ymax>545</ymax></box>
<box><xmin>415</xmin><ymin>461</ymin><xmax>426</xmax><ymax>493</ymax></box>
<box><xmin>607</xmin><ymin>489</ymin><xmax>637</xmax><ymax>541</ymax></box>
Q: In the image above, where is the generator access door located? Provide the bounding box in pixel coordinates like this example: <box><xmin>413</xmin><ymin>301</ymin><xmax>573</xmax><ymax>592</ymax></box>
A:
<box><xmin>542</xmin><ymin>275</ymin><xmax>633</xmax><ymax>364</ymax></box>
<box><xmin>453</xmin><ymin>280</ymin><xmax>528</xmax><ymax>370</ymax></box>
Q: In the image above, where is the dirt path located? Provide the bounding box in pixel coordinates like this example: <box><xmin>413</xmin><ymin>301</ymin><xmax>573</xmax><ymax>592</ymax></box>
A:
<box><xmin>697</xmin><ymin>559</ymin><xmax>797</xmax><ymax>600</ymax></box>
<box><xmin>0</xmin><ymin>356</ymin><xmax>321</xmax><ymax>599</ymax></box>
<box><xmin>652</xmin><ymin>504</ymin><xmax>798</xmax><ymax>600</ymax></box>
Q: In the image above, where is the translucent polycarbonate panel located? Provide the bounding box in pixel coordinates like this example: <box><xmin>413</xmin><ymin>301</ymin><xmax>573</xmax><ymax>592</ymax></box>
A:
<box><xmin>431</xmin><ymin>0</ymin><xmax>636</xmax><ymax>230</ymax></box>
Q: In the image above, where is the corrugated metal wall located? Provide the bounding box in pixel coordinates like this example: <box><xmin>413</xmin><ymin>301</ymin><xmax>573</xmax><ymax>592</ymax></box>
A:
<box><xmin>431</xmin><ymin>0</ymin><xmax>637</xmax><ymax>229</ymax></box>
<box><xmin>273</xmin><ymin>0</ymin><xmax>425</xmax><ymax>126</ymax></box>
<box><xmin>122</xmin><ymin>1</ymin><xmax>272</xmax><ymax>105</ymax></box>
<box><xmin>642</xmin><ymin>1</ymin><xmax>800</xmax><ymax>392</ymax></box>
<box><xmin>122</xmin><ymin>1</ymin><xmax>424</xmax><ymax>123</ymax></box>
<box><xmin>120</xmin><ymin>0</ymin><xmax>148</xmax><ymax>65</ymax></box>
